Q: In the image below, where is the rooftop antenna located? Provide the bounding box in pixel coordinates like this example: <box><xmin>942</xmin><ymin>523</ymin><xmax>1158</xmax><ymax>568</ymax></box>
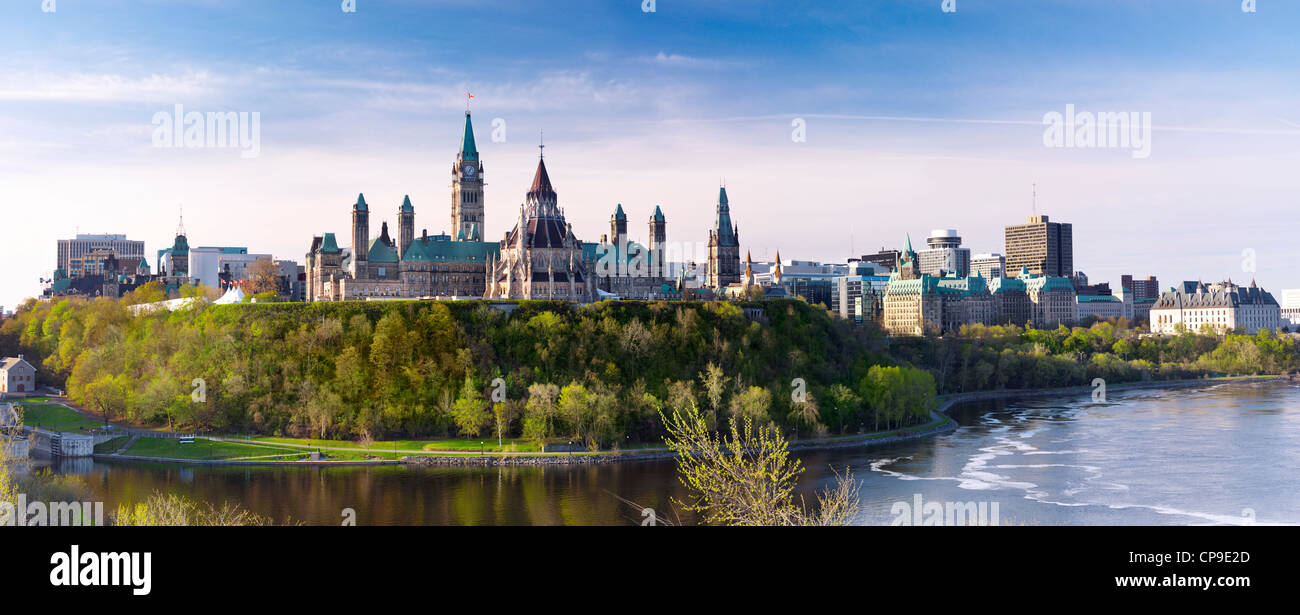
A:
<box><xmin>176</xmin><ymin>206</ymin><xmax>186</xmax><ymax>237</ymax></box>
<box><xmin>538</xmin><ymin>130</ymin><xmax>545</xmax><ymax>159</ymax></box>
<box><xmin>1032</xmin><ymin>182</ymin><xmax>1038</xmax><ymax>217</ymax></box>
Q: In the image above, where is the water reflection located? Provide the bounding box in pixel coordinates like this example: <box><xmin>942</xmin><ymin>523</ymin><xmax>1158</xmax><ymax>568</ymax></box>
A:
<box><xmin>59</xmin><ymin>381</ymin><xmax>1300</xmax><ymax>526</ymax></box>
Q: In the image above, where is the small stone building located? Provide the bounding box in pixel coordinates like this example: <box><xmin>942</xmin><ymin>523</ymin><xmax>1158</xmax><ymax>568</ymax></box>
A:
<box><xmin>0</xmin><ymin>356</ymin><xmax>37</xmax><ymax>396</ymax></box>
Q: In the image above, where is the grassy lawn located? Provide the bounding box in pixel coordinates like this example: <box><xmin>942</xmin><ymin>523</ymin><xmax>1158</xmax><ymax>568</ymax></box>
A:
<box><xmin>248</xmin><ymin>435</ymin><xmax>544</xmax><ymax>453</ymax></box>
<box><xmin>16</xmin><ymin>403</ymin><xmax>108</xmax><ymax>432</ymax></box>
<box><xmin>94</xmin><ymin>436</ymin><xmax>130</xmax><ymax>454</ymax></box>
<box><xmin>124</xmin><ymin>437</ymin><xmax>307</xmax><ymax>461</ymax></box>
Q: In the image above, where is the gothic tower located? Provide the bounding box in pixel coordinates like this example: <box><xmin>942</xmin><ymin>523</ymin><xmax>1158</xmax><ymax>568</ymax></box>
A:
<box><xmin>398</xmin><ymin>195</ymin><xmax>415</xmax><ymax>259</ymax></box>
<box><xmin>352</xmin><ymin>193</ymin><xmax>369</xmax><ymax>273</ymax></box>
<box><xmin>649</xmin><ymin>205</ymin><xmax>666</xmax><ymax>279</ymax></box>
<box><xmin>610</xmin><ymin>204</ymin><xmax>627</xmax><ymax>249</ymax></box>
<box><xmin>707</xmin><ymin>186</ymin><xmax>741</xmax><ymax>288</ymax></box>
<box><xmin>170</xmin><ymin>212</ymin><xmax>190</xmax><ymax>277</ymax></box>
<box><xmin>451</xmin><ymin>111</ymin><xmax>484</xmax><ymax>241</ymax></box>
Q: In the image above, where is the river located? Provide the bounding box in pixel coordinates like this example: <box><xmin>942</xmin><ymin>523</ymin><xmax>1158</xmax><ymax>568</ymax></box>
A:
<box><xmin>38</xmin><ymin>380</ymin><xmax>1300</xmax><ymax>526</ymax></box>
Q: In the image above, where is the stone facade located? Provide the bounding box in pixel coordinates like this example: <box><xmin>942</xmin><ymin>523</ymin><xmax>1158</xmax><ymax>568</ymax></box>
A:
<box><xmin>305</xmin><ymin>113</ymin><xmax>500</xmax><ymax>302</ymax></box>
<box><xmin>706</xmin><ymin>187</ymin><xmax>741</xmax><ymax>289</ymax></box>
<box><xmin>1150</xmin><ymin>280</ymin><xmax>1281</xmax><ymax>334</ymax></box>
<box><xmin>0</xmin><ymin>356</ymin><xmax>37</xmax><ymax>395</ymax></box>
<box><xmin>485</xmin><ymin>155</ymin><xmax>595</xmax><ymax>302</ymax></box>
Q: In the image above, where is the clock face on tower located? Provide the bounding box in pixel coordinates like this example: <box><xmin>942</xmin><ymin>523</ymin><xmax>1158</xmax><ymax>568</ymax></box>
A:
<box><xmin>464</xmin><ymin>165</ymin><xmax>476</xmax><ymax>177</ymax></box>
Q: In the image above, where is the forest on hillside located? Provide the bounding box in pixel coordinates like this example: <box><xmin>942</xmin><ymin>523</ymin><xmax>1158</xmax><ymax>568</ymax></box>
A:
<box><xmin>2</xmin><ymin>290</ymin><xmax>1294</xmax><ymax>447</ymax></box>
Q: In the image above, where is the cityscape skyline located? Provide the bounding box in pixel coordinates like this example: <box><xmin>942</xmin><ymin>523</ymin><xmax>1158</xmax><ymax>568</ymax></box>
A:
<box><xmin>5</xmin><ymin>1</ymin><xmax>1300</xmax><ymax>309</ymax></box>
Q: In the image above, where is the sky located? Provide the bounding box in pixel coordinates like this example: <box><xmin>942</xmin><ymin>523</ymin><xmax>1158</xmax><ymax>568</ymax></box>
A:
<box><xmin>2</xmin><ymin>0</ymin><xmax>1299</xmax><ymax>309</ymax></box>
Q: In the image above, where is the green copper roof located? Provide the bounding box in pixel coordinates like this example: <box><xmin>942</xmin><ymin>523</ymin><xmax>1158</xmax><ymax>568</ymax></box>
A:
<box><xmin>713</xmin><ymin>187</ymin><xmax>737</xmax><ymax>246</ymax></box>
<box><xmin>651</xmin><ymin>205</ymin><xmax>665</xmax><ymax>222</ymax></box>
<box><xmin>903</xmin><ymin>233</ymin><xmax>914</xmax><ymax>256</ymax></box>
<box><xmin>460</xmin><ymin>112</ymin><xmax>478</xmax><ymax>162</ymax></box>
<box><xmin>355</xmin><ymin>193</ymin><xmax>368</xmax><ymax>211</ymax></box>
<box><xmin>614</xmin><ymin>203</ymin><xmax>626</xmax><ymax>219</ymax></box>
<box><xmin>171</xmin><ymin>233</ymin><xmax>189</xmax><ymax>255</ymax></box>
<box><xmin>1023</xmin><ymin>275</ymin><xmax>1076</xmax><ymax>293</ymax></box>
<box><xmin>401</xmin><ymin>237</ymin><xmax>499</xmax><ymax>262</ymax></box>
<box><xmin>987</xmin><ymin>276</ymin><xmax>1026</xmax><ymax>293</ymax></box>
<box><xmin>401</xmin><ymin>195</ymin><xmax>414</xmax><ymax>213</ymax></box>
<box><xmin>368</xmin><ymin>237</ymin><xmax>399</xmax><ymax>263</ymax></box>
<box><xmin>321</xmin><ymin>233</ymin><xmax>341</xmax><ymax>253</ymax></box>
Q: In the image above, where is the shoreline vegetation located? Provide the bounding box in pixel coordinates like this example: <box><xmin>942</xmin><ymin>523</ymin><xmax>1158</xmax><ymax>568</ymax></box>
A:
<box><xmin>90</xmin><ymin>375</ymin><xmax>1284</xmax><ymax>466</ymax></box>
<box><xmin>3</xmin><ymin>293</ymin><xmax>1297</xmax><ymax>467</ymax></box>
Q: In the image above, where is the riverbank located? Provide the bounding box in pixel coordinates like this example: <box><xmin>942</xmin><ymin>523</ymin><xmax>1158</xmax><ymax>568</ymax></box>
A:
<box><xmin>88</xmin><ymin>374</ymin><xmax>1288</xmax><ymax>467</ymax></box>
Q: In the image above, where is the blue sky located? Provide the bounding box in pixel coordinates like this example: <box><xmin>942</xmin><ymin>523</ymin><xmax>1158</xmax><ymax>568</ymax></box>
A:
<box><xmin>3</xmin><ymin>0</ymin><xmax>1300</xmax><ymax>308</ymax></box>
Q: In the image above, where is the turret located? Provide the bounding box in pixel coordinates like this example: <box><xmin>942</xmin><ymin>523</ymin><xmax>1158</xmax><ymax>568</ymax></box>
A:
<box><xmin>398</xmin><ymin>195</ymin><xmax>415</xmax><ymax>259</ymax></box>
<box><xmin>610</xmin><ymin>203</ymin><xmax>627</xmax><ymax>249</ymax></box>
<box><xmin>353</xmin><ymin>193</ymin><xmax>370</xmax><ymax>266</ymax></box>
<box><xmin>649</xmin><ymin>205</ymin><xmax>666</xmax><ymax>279</ymax></box>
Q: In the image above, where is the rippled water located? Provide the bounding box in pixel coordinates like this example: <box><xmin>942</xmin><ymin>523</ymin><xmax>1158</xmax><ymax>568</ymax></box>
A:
<box><xmin>43</xmin><ymin>380</ymin><xmax>1300</xmax><ymax>525</ymax></box>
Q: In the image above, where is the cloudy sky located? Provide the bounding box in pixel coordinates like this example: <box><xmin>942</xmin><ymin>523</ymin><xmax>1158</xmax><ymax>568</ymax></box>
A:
<box><xmin>2</xmin><ymin>0</ymin><xmax>1299</xmax><ymax>309</ymax></box>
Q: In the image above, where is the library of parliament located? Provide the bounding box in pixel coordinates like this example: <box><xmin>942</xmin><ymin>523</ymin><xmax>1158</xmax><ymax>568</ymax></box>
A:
<box><xmin>304</xmin><ymin>111</ymin><xmax>744</xmax><ymax>303</ymax></box>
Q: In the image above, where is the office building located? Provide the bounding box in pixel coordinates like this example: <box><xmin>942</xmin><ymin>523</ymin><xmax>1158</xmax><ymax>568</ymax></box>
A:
<box><xmin>1005</xmin><ymin>215</ymin><xmax>1072</xmax><ymax>278</ymax></box>
<box><xmin>916</xmin><ymin>229</ymin><xmax>971</xmax><ymax>278</ymax></box>
<box><xmin>57</xmin><ymin>234</ymin><xmax>146</xmax><ymax>275</ymax></box>
<box><xmin>970</xmin><ymin>253</ymin><xmax>1005</xmax><ymax>279</ymax></box>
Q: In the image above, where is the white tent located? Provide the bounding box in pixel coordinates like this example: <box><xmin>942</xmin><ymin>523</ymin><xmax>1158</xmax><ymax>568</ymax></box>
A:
<box><xmin>214</xmin><ymin>287</ymin><xmax>247</xmax><ymax>305</ymax></box>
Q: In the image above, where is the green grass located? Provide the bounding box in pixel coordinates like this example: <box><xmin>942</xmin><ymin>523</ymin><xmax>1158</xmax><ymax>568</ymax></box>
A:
<box><xmin>248</xmin><ymin>435</ymin><xmax>544</xmax><ymax>453</ymax></box>
<box><xmin>94</xmin><ymin>436</ymin><xmax>129</xmax><ymax>454</ymax></box>
<box><xmin>17</xmin><ymin>403</ymin><xmax>108</xmax><ymax>432</ymax></box>
<box><xmin>123</xmin><ymin>437</ymin><xmax>307</xmax><ymax>461</ymax></box>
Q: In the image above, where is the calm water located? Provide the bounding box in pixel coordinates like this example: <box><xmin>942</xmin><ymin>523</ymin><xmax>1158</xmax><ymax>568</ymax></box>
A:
<box><xmin>40</xmin><ymin>380</ymin><xmax>1300</xmax><ymax>525</ymax></box>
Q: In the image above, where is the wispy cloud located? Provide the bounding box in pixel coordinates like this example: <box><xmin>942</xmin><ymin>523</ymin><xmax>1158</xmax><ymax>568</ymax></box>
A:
<box><xmin>639</xmin><ymin>51</ymin><xmax>751</xmax><ymax>71</ymax></box>
<box><xmin>0</xmin><ymin>69</ymin><xmax>219</xmax><ymax>103</ymax></box>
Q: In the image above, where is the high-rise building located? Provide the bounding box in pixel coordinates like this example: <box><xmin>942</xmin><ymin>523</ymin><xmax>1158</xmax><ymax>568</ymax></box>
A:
<box><xmin>57</xmin><ymin>234</ymin><xmax>146</xmax><ymax>275</ymax></box>
<box><xmin>916</xmin><ymin>229</ymin><xmax>971</xmax><ymax>277</ymax></box>
<box><xmin>1005</xmin><ymin>215</ymin><xmax>1072</xmax><ymax>278</ymax></box>
<box><xmin>1278</xmin><ymin>289</ymin><xmax>1300</xmax><ymax>326</ymax></box>
<box><xmin>970</xmin><ymin>253</ymin><xmax>1005</xmax><ymax>279</ymax></box>
<box><xmin>1121</xmin><ymin>274</ymin><xmax>1160</xmax><ymax>302</ymax></box>
<box><xmin>860</xmin><ymin>248</ymin><xmax>901</xmax><ymax>271</ymax></box>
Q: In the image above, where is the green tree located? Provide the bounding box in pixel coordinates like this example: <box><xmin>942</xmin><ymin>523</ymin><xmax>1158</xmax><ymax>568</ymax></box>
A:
<box><xmin>451</xmin><ymin>377</ymin><xmax>489</xmax><ymax>438</ymax></box>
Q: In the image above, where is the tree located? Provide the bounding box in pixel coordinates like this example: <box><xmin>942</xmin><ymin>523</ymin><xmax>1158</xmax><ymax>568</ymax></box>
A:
<box><xmin>789</xmin><ymin>390</ymin><xmax>820</xmax><ymax>437</ymax></box>
<box><xmin>728</xmin><ymin>386</ymin><xmax>772</xmax><ymax>425</ymax></box>
<box><xmin>246</xmin><ymin>257</ymin><xmax>282</xmax><ymax>297</ymax></box>
<box><xmin>492</xmin><ymin>402</ymin><xmax>508</xmax><ymax>448</ymax></box>
<box><xmin>824</xmin><ymin>383</ymin><xmax>860</xmax><ymax>434</ymax></box>
<box><xmin>450</xmin><ymin>377</ymin><xmax>489</xmax><ymax>438</ymax></box>
<box><xmin>523</xmin><ymin>383</ymin><xmax>560</xmax><ymax>442</ymax></box>
<box><xmin>660</xmin><ymin>402</ymin><xmax>860</xmax><ymax>526</ymax></box>
<box><xmin>82</xmin><ymin>374</ymin><xmax>129</xmax><ymax>424</ymax></box>
<box><xmin>556</xmin><ymin>383</ymin><xmax>593</xmax><ymax>441</ymax></box>
<box><xmin>699</xmin><ymin>362</ymin><xmax>726</xmax><ymax>428</ymax></box>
